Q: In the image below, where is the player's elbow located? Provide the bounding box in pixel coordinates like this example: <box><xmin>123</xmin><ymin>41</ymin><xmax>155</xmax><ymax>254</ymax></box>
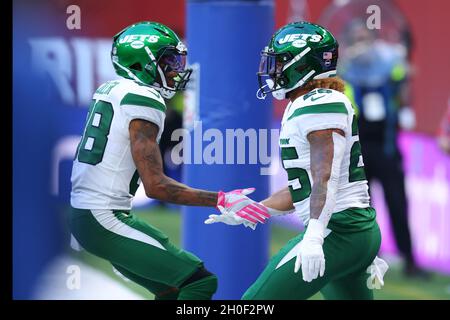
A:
<box><xmin>144</xmin><ymin>187</ymin><xmax>156</xmax><ymax>199</ymax></box>
<box><xmin>142</xmin><ymin>179</ymin><xmax>167</xmax><ymax>200</ymax></box>
<box><xmin>144</xmin><ymin>184</ymin><xmax>161</xmax><ymax>199</ymax></box>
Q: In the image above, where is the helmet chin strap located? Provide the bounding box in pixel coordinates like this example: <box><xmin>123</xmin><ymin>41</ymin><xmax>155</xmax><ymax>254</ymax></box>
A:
<box><xmin>272</xmin><ymin>69</ymin><xmax>316</xmax><ymax>100</ymax></box>
<box><xmin>256</xmin><ymin>69</ymin><xmax>336</xmax><ymax>101</ymax></box>
<box><xmin>256</xmin><ymin>79</ymin><xmax>285</xmax><ymax>100</ymax></box>
<box><xmin>271</xmin><ymin>69</ymin><xmax>337</xmax><ymax>100</ymax></box>
<box><xmin>160</xmin><ymin>88</ymin><xmax>176</xmax><ymax>99</ymax></box>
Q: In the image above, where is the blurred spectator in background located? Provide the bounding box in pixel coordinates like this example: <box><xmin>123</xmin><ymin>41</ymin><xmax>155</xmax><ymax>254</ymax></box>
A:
<box><xmin>339</xmin><ymin>20</ymin><xmax>429</xmax><ymax>278</ymax></box>
<box><xmin>437</xmin><ymin>99</ymin><xmax>450</xmax><ymax>154</ymax></box>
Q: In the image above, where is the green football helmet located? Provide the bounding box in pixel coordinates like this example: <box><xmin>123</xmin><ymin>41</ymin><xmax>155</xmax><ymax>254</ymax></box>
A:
<box><xmin>257</xmin><ymin>21</ymin><xmax>339</xmax><ymax>100</ymax></box>
<box><xmin>111</xmin><ymin>21</ymin><xmax>192</xmax><ymax>99</ymax></box>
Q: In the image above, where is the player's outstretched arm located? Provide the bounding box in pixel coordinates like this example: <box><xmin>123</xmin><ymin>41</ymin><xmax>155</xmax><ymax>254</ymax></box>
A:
<box><xmin>294</xmin><ymin>128</ymin><xmax>345</xmax><ymax>282</ymax></box>
<box><xmin>260</xmin><ymin>187</ymin><xmax>295</xmax><ymax>214</ymax></box>
<box><xmin>130</xmin><ymin>119</ymin><xmax>263</xmax><ymax>217</ymax></box>
<box><xmin>130</xmin><ymin>118</ymin><xmax>218</xmax><ymax>206</ymax></box>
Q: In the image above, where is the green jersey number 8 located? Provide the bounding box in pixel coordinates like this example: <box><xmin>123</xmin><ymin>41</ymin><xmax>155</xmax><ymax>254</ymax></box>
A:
<box><xmin>75</xmin><ymin>100</ymin><xmax>114</xmax><ymax>165</ymax></box>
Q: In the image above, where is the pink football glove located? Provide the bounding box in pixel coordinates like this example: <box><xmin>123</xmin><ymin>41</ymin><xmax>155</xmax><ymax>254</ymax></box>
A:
<box><xmin>215</xmin><ymin>188</ymin><xmax>270</xmax><ymax>224</ymax></box>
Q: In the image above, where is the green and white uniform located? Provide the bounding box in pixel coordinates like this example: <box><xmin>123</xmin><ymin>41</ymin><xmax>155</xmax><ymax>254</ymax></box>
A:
<box><xmin>278</xmin><ymin>88</ymin><xmax>374</xmax><ymax>231</ymax></box>
<box><xmin>70</xmin><ymin>79</ymin><xmax>214</xmax><ymax>299</ymax></box>
<box><xmin>71</xmin><ymin>78</ymin><xmax>166</xmax><ymax>210</ymax></box>
<box><xmin>243</xmin><ymin>89</ymin><xmax>381</xmax><ymax>300</ymax></box>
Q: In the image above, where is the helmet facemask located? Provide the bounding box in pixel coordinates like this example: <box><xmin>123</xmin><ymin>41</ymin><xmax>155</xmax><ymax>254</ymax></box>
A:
<box><xmin>257</xmin><ymin>48</ymin><xmax>291</xmax><ymax>100</ymax></box>
<box><xmin>257</xmin><ymin>47</ymin><xmax>317</xmax><ymax>101</ymax></box>
<box><xmin>144</xmin><ymin>46</ymin><xmax>192</xmax><ymax>99</ymax></box>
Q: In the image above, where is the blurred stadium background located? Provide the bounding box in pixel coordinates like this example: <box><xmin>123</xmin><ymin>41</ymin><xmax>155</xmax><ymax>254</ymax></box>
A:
<box><xmin>13</xmin><ymin>0</ymin><xmax>450</xmax><ymax>299</ymax></box>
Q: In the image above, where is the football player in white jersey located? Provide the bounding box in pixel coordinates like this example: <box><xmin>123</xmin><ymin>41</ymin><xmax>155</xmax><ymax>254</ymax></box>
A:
<box><xmin>206</xmin><ymin>22</ymin><xmax>388</xmax><ymax>299</ymax></box>
<box><xmin>70</xmin><ymin>21</ymin><xmax>264</xmax><ymax>300</ymax></box>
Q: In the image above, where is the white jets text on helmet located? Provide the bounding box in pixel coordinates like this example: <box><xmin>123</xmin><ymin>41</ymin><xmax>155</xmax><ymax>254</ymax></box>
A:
<box><xmin>277</xmin><ymin>34</ymin><xmax>322</xmax><ymax>45</ymax></box>
<box><xmin>118</xmin><ymin>34</ymin><xmax>160</xmax><ymax>45</ymax></box>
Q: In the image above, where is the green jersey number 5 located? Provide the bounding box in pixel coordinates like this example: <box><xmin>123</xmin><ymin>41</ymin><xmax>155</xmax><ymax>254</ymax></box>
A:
<box><xmin>281</xmin><ymin>118</ymin><xmax>367</xmax><ymax>204</ymax></box>
<box><xmin>281</xmin><ymin>146</ymin><xmax>312</xmax><ymax>203</ymax></box>
<box><xmin>75</xmin><ymin>100</ymin><xmax>114</xmax><ymax>165</ymax></box>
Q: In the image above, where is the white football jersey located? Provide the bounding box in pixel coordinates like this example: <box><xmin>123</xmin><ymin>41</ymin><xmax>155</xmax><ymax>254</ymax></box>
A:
<box><xmin>279</xmin><ymin>88</ymin><xmax>370</xmax><ymax>226</ymax></box>
<box><xmin>71</xmin><ymin>78</ymin><xmax>166</xmax><ymax>210</ymax></box>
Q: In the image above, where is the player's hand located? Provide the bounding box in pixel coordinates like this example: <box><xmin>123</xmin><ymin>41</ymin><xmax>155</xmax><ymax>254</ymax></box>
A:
<box><xmin>216</xmin><ymin>188</ymin><xmax>270</xmax><ymax>224</ymax></box>
<box><xmin>204</xmin><ymin>212</ymin><xmax>257</xmax><ymax>230</ymax></box>
<box><xmin>294</xmin><ymin>219</ymin><xmax>326</xmax><ymax>282</ymax></box>
<box><xmin>366</xmin><ymin>256</ymin><xmax>389</xmax><ymax>289</ymax></box>
<box><xmin>205</xmin><ymin>188</ymin><xmax>270</xmax><ymax>229</ymax></box>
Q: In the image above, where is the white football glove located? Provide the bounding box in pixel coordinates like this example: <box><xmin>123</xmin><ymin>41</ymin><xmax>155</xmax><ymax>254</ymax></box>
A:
<box><xmin>366</xmin><ymin>256</ymin><xmax>389</xmax><ymax>289</ymax></box>
<box><xmin>294</xmin><ymin>219</ymin><xmax>326</xmax><ymax>282</ymax></box>
<box><xmin>205</xmin><ymin>188</ymin><xmax>270</xmax><ymax>229</ymax></box>
<box><xmin>204</xmin><ymin>212</ymin><xmax>257</xmax><ymax>230</ymax></box>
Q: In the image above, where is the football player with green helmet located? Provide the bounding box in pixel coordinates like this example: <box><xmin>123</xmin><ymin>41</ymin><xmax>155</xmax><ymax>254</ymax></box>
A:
<box><xmin>209</xmin><ymin>21</ymin><xmax>388</xmax><ymax>299</ymax></box>
<box><xmin>111</xmin><ymin>22</ymin><xmax>191</xmax><ymax>99</ymax></box>
<box><xmin>69</xmin><ymin>21</ymin><xmax>265</xmax><ymax>300</ymax></box>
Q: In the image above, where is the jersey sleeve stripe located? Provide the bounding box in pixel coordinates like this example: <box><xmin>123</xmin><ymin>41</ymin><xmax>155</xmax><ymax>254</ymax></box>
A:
<box><xmin>120</xmin><ymin>93</ymin><xmax>166</xmax><ymax>112</ymax></box>
<box><xmin>287</xmin><ymin>102</ymin><xmax>348</xmax><ymax>121</ymax></box>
